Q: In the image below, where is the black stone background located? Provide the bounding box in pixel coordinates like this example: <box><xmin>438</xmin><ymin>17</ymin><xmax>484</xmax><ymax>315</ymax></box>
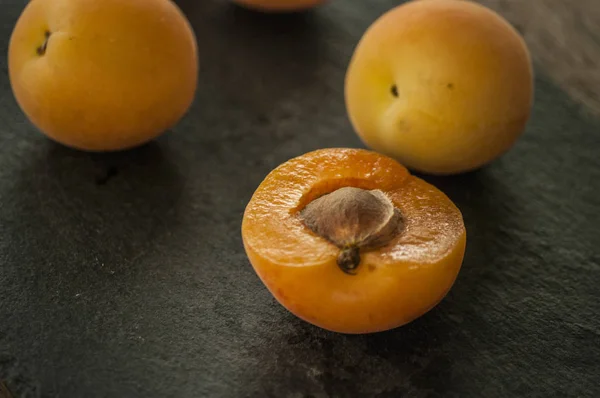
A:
<box><xmin>0</xmin><ymin>0</ymin><xmax>599</xmax><ymax>397</ymax></box>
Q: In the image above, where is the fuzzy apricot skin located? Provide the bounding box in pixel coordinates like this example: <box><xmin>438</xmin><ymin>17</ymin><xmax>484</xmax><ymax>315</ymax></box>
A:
<box><xmin>345</xmin><ymin>0</ymin><xmax>534</xmax><ymax>175</ymax></box>
<box><xmin>241</xmin><ymin>148</ymin><xmax>466</xmax><ymax>334</ymax></box>
<box><xmin>232</xmin><ymin>0</ymin><xmax>326</xmax><ymax>12</ymax></box>
<box><xmin>8</xmin><ymin>0</ymin><xmax>198</xmax><ymax>152</ymax></box>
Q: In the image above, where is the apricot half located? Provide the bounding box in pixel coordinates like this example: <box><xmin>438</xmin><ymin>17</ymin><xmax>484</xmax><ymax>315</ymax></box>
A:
<box><xmin>345</xmin><ymin>0</ymin><xmax>534</xmax><ymax>175</ymax></box>
<box><xmin>8</xmin><ymin>0</ymin><xmax>198</xmax><ymax>151</ymax></box>
<box><xmin>241</xmin><ymin>148</ymin><xmax>466</xmax><ymax>334</ymax></box>
<box><xmin>232</xmin><ymin>0</ymin><xmax>326</xmax><ymax>12</ymax></box>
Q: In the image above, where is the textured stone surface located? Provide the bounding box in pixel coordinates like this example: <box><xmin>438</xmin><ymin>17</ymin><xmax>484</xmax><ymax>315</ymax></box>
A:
<box><xmin>0</xmin><ymin>0</ymin><xmax>599</xmax><ymax>397</ymax></box>
<box><xmin>479</xmin><ymin>0</ymin><xmax>600</xmax><ymax>117</ymax></box>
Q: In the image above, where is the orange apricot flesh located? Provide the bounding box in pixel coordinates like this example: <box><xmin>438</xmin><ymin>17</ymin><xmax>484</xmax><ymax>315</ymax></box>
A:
<box><xmin>241</xmin><ymin>148</ymin><xmax>466</xmax><ymax>334</ymax></box>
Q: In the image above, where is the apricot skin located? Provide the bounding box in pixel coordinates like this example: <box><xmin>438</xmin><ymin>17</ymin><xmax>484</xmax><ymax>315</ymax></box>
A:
<box><xmin>241</xmin><ymin>148</ymin><xmax>466</xmax><ymax>334</ymax></box>
<box><xmin>345</xmin><ymin>0</ymin><xmax>534</xmax><ymax>175</ymax></box>
<box><xmin>8</xmin><ymin>0</ymin><xmax>198</xmax><ymax>151</ymax></box>
<box><xmin>232</xmin><ymin>0</ymin><xmax>326</xmax><ymax>12</ymax></box>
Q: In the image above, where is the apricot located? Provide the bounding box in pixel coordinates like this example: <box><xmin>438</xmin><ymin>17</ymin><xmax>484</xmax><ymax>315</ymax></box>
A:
<box><xmin>345</xmin><ymin>0</ymin><xmax>534</xmax><ymax>175</ymax></box>
<box><xmin>231</xmin><ymin>0</ymin><xmax>326</xmax><ymax>12</ymax></box>
<box><xmin>241</xmin><ymin>148</ymin><xmax>466</xmax><ymax>334</ymax></box>
<box><xmin>8</xmin><ymin>0</ymin><xmax>198</xmax><ymax>151</ymax></box>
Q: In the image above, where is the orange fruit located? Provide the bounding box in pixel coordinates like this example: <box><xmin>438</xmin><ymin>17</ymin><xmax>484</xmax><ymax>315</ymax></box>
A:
<box><xmin>242</xmin><ymin>148</ymin><xmax>466</xmax><ymax>334</ymax></box>
<box><xmin>9</xmin><ymin>0</ymin><xmax>199</xmax><ymax>151</ymax></box>
<box><xmin>345</xmin><ymin>0</ymin><xmax>534</xmax><ymax>174</ymax></box>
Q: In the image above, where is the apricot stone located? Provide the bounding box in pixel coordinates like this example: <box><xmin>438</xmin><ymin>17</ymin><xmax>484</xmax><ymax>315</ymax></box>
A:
<box><xmin>345</xmin><ymin>0</ymin><xmax>534</xmax><ymax>175</ymax></box>
<box><xmin>8</xmin><ymin>0</ymin><xmax>199</xmax><ymax>151</ymax></box>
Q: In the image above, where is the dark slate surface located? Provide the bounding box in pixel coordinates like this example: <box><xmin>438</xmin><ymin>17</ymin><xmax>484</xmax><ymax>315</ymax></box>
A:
<box><xmin>1</xmin><ymin>0</ymin><xmax>599</xmax><ymax>397</ymax></box>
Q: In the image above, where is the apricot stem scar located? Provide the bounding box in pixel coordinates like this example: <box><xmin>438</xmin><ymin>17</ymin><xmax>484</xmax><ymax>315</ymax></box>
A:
<box><xmin>299</xmin><ymin>186</ymin><xmax>402</xmax><ymax>274</ymax></box>
<box><xmin>337</xmin><ymin>246</ymin><xmax>360</xmax><ymax>274</ymax></box>
<box><xmin>37</xmin><ymin>31</ymin><xmax>51</xmax><ymax>56</ymax></box>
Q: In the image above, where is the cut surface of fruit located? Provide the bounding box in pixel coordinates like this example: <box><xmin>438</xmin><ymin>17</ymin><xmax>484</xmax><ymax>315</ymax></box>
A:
<box><xmin>241</xmin><ymin>148</ymin><xmax>466</xmax><ymax>334</ymax></box>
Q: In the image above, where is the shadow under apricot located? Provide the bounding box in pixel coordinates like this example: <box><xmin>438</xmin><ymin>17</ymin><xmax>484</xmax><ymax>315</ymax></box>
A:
<box><xmin>238</xmin><ymin>308</ymin><xmax>456</xmax><ymax>397</ymax></box>
<box><xmin>240</xmin><ymin>165</ymin><xmax>524</xmax><ymax>396</ymax></box>
<box><xmin>7</xmin><ymin>139</ymin><xmax>184</xmax><ymax>285</ymax></box>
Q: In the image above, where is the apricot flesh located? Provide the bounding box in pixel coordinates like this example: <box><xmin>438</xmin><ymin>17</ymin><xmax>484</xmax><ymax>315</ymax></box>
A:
<box><xmin>231</xmin><ymin>0</ymin><xmax>326</xmax><ymax>12</ymax></box>
<box><xmin>241</xmin><ymin>148</ymin><xmax>466</xmax><ymax>334</ymax></box>
<box><xmin>345</xmin><ymin>0</ymin><xmax>534</xmax><ymax>175</ymax></box>
<box><xmin>8</xmin><ymin>0</ymin><xmax>198</xmax><ymax>151</ymax></box>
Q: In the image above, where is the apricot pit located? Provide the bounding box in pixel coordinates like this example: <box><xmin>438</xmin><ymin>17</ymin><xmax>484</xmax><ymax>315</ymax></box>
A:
<box><xmin>300</xmin><ymin>187</ymin><xmax>403</xmax><ymax>274</ymax></box>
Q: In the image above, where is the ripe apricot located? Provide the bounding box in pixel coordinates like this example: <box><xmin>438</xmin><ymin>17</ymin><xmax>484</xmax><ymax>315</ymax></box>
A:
<box><xmin>241</xmin><ymin>148</ymin><xmax>466</xmax><ymax>334</ymax></box>
<box><xmin>345</xmin><ymin>0</ymin><xmax>534</xmax><ymax>175</ymax></box>
<box><xmin>231</xmin><ymin>0</ymin><xmax>326</xmax><ymax>12</ymax></box>
<box><xmin>8</xmin><ymin>0</ymin><xmax>198</xmax><ymax>151</ymax></box>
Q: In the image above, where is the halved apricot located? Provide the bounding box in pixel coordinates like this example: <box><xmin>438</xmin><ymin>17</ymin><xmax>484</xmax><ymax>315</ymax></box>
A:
<box><xmin>241</xmin><ymin>148</ymin><xmax>466</xmax><ymax>334</ymax></box>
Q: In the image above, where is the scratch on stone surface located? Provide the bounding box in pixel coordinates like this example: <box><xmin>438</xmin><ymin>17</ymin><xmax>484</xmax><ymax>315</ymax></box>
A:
<box><xmin>572</xmin><ymin>323</ymin><xmax>600</xmax><ymax>338</ymax></box>
<box><xmin>307</xmin><ymin>366</ymin><xmax>323</xmax><ymax>379</ymax></box>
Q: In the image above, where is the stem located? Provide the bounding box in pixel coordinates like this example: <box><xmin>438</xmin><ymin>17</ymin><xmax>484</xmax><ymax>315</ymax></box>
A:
<box><xmin>337</xmin><ymin>246</ymin><xmax>361</xmax><ymax>275</ymax></box>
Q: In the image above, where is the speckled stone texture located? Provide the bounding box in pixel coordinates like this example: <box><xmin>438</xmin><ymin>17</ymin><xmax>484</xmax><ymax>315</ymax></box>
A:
<box><xmin>1</xmin><ymin>0</ymin><xmax>599</xmax><ymax>397</ymax></box>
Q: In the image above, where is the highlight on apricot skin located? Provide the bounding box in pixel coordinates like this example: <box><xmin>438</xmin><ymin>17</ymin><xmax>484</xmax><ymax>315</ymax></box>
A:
<box><xmin>8</xmin><ymin>0</ymin><xmax>199</xmax><ymax>152</ymax></box>
<box><xmin>344</xmin><ymin>0</ymin><xmax>534</xmax><ymax>175</ymax></box>
<box><xmin>241</xmin><ymin>148</ymin><xmax>467</xmax><ymax>334</ymax></box>
<box><xmin>231</xmin><ymin>0</ymin><xmax>327</xmax><ymax>12</ymax></box>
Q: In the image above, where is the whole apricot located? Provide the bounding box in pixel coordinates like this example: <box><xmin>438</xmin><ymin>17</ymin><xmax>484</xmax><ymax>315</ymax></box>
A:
<box><xmin>345</xmin><ymin>0</ymin><xmax>534</xmax><ymax>175</ymax></box>
<box><xmin>241</xmin><ymin>148</ymin><xmax>466</xmax><ymax>334</ymax></box>
<box><xmin>8</xmin><ymin>0</ymin><xmax>198</xmax><ymax>151</ymax></box>
<box><xmin>232</xmin><ymin>0</ymin><xmax>326</xmax><ymax>12</ymax></box>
